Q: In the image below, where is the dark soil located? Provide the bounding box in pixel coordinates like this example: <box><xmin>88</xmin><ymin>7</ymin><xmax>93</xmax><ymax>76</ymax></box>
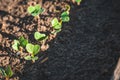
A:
<box><xmin>0</xmin><ymin>0</ymin><xmax>120</xmax><ymax>80</ymax></box>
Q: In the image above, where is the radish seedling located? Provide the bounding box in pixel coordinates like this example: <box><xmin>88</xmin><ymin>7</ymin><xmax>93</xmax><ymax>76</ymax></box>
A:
<box><xmin>25</xmin><ymin>43</ymin><xmax>40</xmax><ymax>62</ymax></box>
<box><xmin>12</xmin><ymin>36</ymin><xmax>28</xmax><ymax>52</ymax></box>
<box><xmin>61</xmin><ymin>11</ymin><xmax>70</xmax><ymax>22</ymax></box>
<box><xmin>34</xmin><ymin>32</ymin><xmax>47</xmax><ymax>41</ymax></box>
<box><xmin>0</xmin><ymin>66</ymin><xmax>13</xmax><ymax>80</ymax></box>
<box><xmin>51</xmin><ymin>18</ymin><xmax>62</xmax><ymax>33</ymax></box>
<box><xmin>27</xmin><ymin>4</ymin><xmax>44</xmax><ymax>29</ymax></box>
<box><xmin>27</xmin><ymin>4</ymin><xmax>44</xmax><ymax>17</ymax></box>
<box><xmin>51</xmin><ymin>18</ymin><xmax>62</xmax><ymax>30</ymax></box>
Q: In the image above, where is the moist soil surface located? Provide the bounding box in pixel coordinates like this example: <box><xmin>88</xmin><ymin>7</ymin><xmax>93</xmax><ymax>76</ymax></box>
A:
<box><xmin>0</xmin><ymin>0</ymin><xmax>120</xmax><ymax>80</ymax></box>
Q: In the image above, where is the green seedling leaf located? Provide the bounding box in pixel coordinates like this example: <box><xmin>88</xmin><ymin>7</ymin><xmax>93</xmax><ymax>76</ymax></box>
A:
<box><xmin>27</xmin><ymin>4</ymin><xmax>44</xmax><ymax>16</ymax></box>
<box><xmin>75</xmin><ymin>0</ymin><xmax>82</xmax><ymax>3</ymax></box>
<box><xmin>12</xmin><ymin>37</ymin><xmax>28</xmax><ymax>51</ymax></box>
<box><xmin>51</xmin><ymin>18</ymin><xmax>62</xmax><ymax>30</ymax></box>
<box><xmin>24</xmin><ymin>55</ymin><xmax>38</xmax><ymax>62</ymax></box>
<box><xmin>33</xmin><ymin>45</ymin><xmax>40</xmax><ymax>55</ymax></box>
<box><xmin>51</xmin><ymin>18</ymin><xmax>59</xmax><ymax>27</ymax></box>
<box><xmin>61</xmin><ymin>11</ymin><xmax>69</xmax><ymax>17</ymax></box>
<box><xmin>12</xmin><ymin>40</ymin><xmax>20</xmax><ymax>51</ymax></box>
<box><xmin>31</xmin><ymin>56</ymin><xmax>38</xmax><ymax>61</ymax></box>
<box><xmin>55</xmin><ymin>29</ymin><xmax>61</xmax><ymax>33</ymax></box>
<box><xmin>0</xmin><ymin>67</ymin><xmax>7</xmax><ymax>77</ymax></box>
<box><xmin>26</xmin><ymin>43</ymin><xmax>34</xmax><ymax>54</ymax></box>
<box><xmin>5</xmin><ymin>66</ymin><xmax>13</xmax><ymax>77</ymax></box>
<box><xmin>75</xmin><ymin>0</ymin><xmax>82</xmax><ymax>5</ymax></box>
<box><xmin>34</xmin><ymin>32</ymin><xmax>47</xmax><ymax>41</ymax></box>
<box><xmin>28</xmin><ymin>6</ymin><xmax>35</xmax><ymax>13</ymax></box>
<box><xmin>19</xmin><ymin>36</ymin><xmax>28</xmax><ymax>47</ymax></box>
<box><xmin>26</xmin><ymin>43</ymin><xmax>40</xmax><ymax>56</ymax></box>
<box><xmin>24</xmin><ymin>56</ymin><xmax>32</xmax><ymax>60</ymax></box>
<box><xmin>61</xmin><ymin>11</ymin><xmax>70</xmax><ymax>22</ymax></box>
<box><xmin>0</xmin><ymin>66</ymin><xmax>13</xmax><ymax>79</ymax></box>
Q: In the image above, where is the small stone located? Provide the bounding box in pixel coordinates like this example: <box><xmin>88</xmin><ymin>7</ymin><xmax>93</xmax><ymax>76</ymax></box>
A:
<box><xmin>41</xmin><ymin>44</ymin><xmax>49</xmax><ymax>51</ymax></box>
<box><xmin>41</xmin><ymin>26</ymin><xmax>47</xmax><ymax>32</ymax></box>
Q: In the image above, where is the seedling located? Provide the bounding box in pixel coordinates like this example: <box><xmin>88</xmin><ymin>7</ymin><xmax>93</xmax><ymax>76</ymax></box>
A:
<box><xmin>72</xmin><ymin>0</ymin><xmax>82</xmax><ymax>5</ymax></box>
<box><xmin>61</xmin><ymin>11</ymin><xmax>70</xmax><ymax>22</ymax></box>
<box><xmin>76</xmin><ymin>0</ymin><xmax>82</xmax><ymax>5</ymax></box>
<box><xmin>65</xmin><ymin>5</ymin><xmax>70</xmax><ymax>12</ymax></box>
<box><xmin>24</xmin><ymin>55</ymin><xmax>38</xmax><ymax>63</ymax></box>
<box><xmin>34</xmin><ymin>32</ymin><xmax>47</xmax><ymax>41</ymax></box>
<box><xmin>51</xmin><ymin>18</ymin><xmax>62</xmax><ymax>33</ymax></box>
<box><xmin>25</xmin><ymin>43</ymin><xmax>40</xmax><ymax>62</ymax></box>
<box><xmin>27</xmin><ymin>4</ymin><xmax>44</xmax><ymax>17</ymax></box>
<box><xmin>27</xmin><ymin>4</ymin><xmax>44</xmax><ymax>28</ymax></box>
<box><xmin>0</xmin><ymin>66</ymin><xmax>13</xmax><ymax>80</ymax></box>
<box><xmin>12</xmin><ymin>36</ymin><xmax>28</xmax><ymax>52</ymax></box>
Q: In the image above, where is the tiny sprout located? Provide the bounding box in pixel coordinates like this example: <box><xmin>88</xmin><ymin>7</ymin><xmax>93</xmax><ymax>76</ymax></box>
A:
<box><xmin>34</xmin><ymin>32</ymin><xmax>47</xmax><ymax>41</ymax></box>
<box><xmin>27</xmin><ymin>4</ymin><xmax>44</xmax><ymax>17</ymax></box>
<box><xmin>51</xmin><ymin>18</ymin><xmax>62</xmax><ymax>30</ymax></box>
<box><xmin>25</xmin><ymin>43</ymin><xmax>40</xmax><ymax>62</ymax></box>
<box><xmin>0</xmin><ymin>65</ymin><xmax>13</xmax><ymax>80</ymax></box>
<box><xmin>12</xmin><ymin>40</ymin><xmax>19</xmax><ymax>51</ymax></box>
<box><xmin>24</xmin><ymin>56</ymin><xmax>38</xmax><ymax>62</ymax></box>
<box><xmin>61</xmin><ymin>11</ymin><xmax>70</xmax><ymax>22</ymax></box>
<box><xmin>75</xmin><ymin>0</ymin><xmax>82</xmax><ymax>5</ymax></box>
<box><xmin>65</xmin><ymin>5</ymin><xmax>70</xmax><ymax>11</ymax></box>
<box><xmin>12</xmin><ymin>36</ymin><xmax>28</xmax><ymax>51</ymax></box>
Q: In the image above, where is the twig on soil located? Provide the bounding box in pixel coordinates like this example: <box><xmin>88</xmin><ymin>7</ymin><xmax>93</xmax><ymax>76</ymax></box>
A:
<box><xmin>40</xmin><ymin>57</ymin><xmax>48</xmax><ymax>64</ymax></box>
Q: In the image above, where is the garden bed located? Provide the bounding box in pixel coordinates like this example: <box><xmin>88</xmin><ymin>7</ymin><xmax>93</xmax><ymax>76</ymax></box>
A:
<box><xmin>0</xmin><ymin>0</ymin><xmax>120</xmax><ymax>80</ymax></box>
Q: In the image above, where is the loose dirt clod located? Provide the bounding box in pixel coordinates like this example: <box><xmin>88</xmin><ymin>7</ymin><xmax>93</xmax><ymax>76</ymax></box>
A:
<box><xmin>41</xmin><ymin>44</ymin><xmax>49</xmax><ymax>51</ymax></box>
